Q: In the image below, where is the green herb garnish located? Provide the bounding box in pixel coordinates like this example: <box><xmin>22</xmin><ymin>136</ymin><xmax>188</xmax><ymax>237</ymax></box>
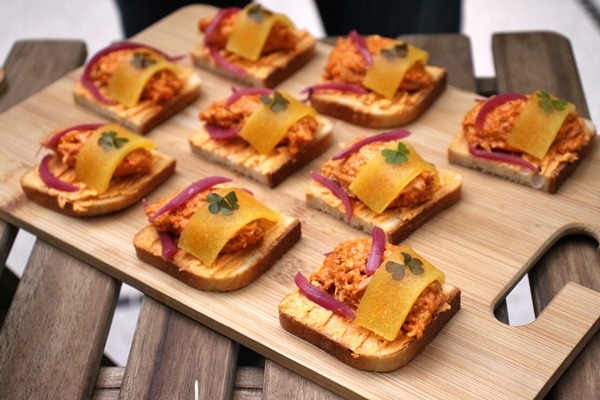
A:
<box><xmin>381</xmin><ymin>42</ymin><xmax>409</xmax><ymax>61</ymax></box>
<box><xmin>260</xmin><ymin>91</ymin><xmax>289</xmax><ymax>112</ymax></box>
<box><xmin>98</xmin><ymin>130</ymin><xmax>129</xmax><ymax>151</ymax></box>
<box><xmin>247</xmin><ymin>4</ymin><xmax>272</xmax><ymax>22</ymax></box>
<box><xmin>536</xmin><ymin>91</ymin><xmax>568</xmax><ymax>114</ymax></box>
<box><xmin>130</xmin><ymin>51</ymin><xmax>157</xmax><ymax>69</ymax></box>
<box><xmin>381</xmin><ymin>141</ymin><xmax>410</xmax><ymax>164</ymax></box>
<box><xmin>206</xmin><ymin>191</ymin><xmax>239</xmax><ymax>215</ymax></box>
<box><xmin>385</xmin><ymin>252</ymin><xmax>424</xmax><ymax>281</ymax></box>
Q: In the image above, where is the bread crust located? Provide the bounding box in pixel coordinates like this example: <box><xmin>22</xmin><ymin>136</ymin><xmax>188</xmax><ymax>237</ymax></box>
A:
<box><xmin>190</xmin><ymin>30</ymin><xmax>316</xmax><ymax>88</ymax></box>
<box><xmin>189</xmin><ymin>116</ymin><xmax>334</xmax><ymax>187</ymax></box>
<box><xmin>20</xmin><ymin>150</ymin><xmax>176</xmax><ymax>217</ymax></box>
<box><xmin>447</xmin><ymin>118</ymin><xmax>596</xmax><ymax>193</ymax></box>
<box><xmin>133</xmin><ymin>215</ymin><xmax>301</xmax><ymax>292</ymax></box>
<box><xmin>279</xmin><ymin>284</ymin><xmax>460</xmax><ymax>372</ymax></box>
<box><xmin>306</xmin><ymin>168</ymin><xmax>462</xmax><ymax>243</ymax></box>
<box><xmin>72</xmin><ymin>69</ymin><xmax>202</xmax><ymax>134</ymax></box>
<box><xmin>308</xmin><ymin>66</ymin><xmax>447</xmax><ymax>128</ymax></box>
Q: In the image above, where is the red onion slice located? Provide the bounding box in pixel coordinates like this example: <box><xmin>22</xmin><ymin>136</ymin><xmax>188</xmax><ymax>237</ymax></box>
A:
<box><xmin>332</xmin><ymin>129</ymin><xmax>411</xmax><ymax>160</ymax></box>
<box><xmin>475</xmin><ymin>93</ymin><xmax>528</xmax><ymax>137</ymax></box>
<box><xmin>158</xmin><ymin>231</ymin><xmax>178</xmax><ymax>260</ymax></box>
<box><xmin>81</xmin><ymin>41</ymin><xmax>185</xmax><ymax>104</ymax></box>
<box><xmin>309</xmin><ymin>171</ymin><xmax>353</xmax><ymax>222</ymax></box>
<box><xmin>468</xmin><ymin>145</ymin><xmax>538</xmax><ymax>172</ymax></box>
<box><xmin>203</xmin><ymin>7</ymin><xmax>241</xmax><ymax>46</ymax></box>
<box><xmin>148</xmin><ymin>176</ymin><xmax>232</xmax><ymax>221</ymax></box>
<box><xmin>226</xmin><ymin>87</ymin><xmax>273</xmax><ymax>106</ymax></box>
<box><xmin>349</xmin><ymin>30</ymin><xmax>372</xmax><ymax>66</ymax></box>
<box><xmin>294</xmin><ymin>272</ymin><xmax>356</xmax><ymax>319</ymax></box>
<box><xmin>38</xmin><ymin>155</ymin><xmax>79</xmax><ymax>192</ymax></box>
<box><xmin>204</xmin><ymin>124</ymin><xmax>241</xmax><ymax>140</ymax></box>
<box><xmin>44</xmin><ymin>123</ymin><xmax>104</xmax><ymax>149</ymax></box>
<box><xmin>208</xmin><ymin>46</ymin><xmax>248</xmax><ymax>77</ymax></box>
<box><xmin>365</xmin><ymin>226</ymin><xmax>386</xmax><ymax>274</ymax></box>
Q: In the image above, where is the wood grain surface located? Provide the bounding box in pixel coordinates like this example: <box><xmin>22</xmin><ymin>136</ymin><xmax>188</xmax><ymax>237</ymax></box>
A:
<box><xmin>0</xmin><ymin>5</ymin><xmax>599</xmax><ymax>399</ymax></box>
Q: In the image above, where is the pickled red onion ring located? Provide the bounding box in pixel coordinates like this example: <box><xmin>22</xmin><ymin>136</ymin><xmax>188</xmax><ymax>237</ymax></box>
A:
<box><xmin>44</xmin><ymin>123</ymin><xmax>104</xmax><ymax>149</ymax></box>
<box><xmin>204</xmin><ymin>124</ymin><xmax>241</xmax><ymax>140</ymax></box>
<box><xmin>309</xmin><ymin>171</ymin><xmax>353</xmax><ymax>222</ymax></box>
<box><xmin>475</xmin><ymin>93</ymin><xmax>527</xmax><ymax>137</ymax></box>
<box><xmin>81</xmin><ymin>41</ymin><xmax>185</xmax><ymax>105</ymax></box>
<box><xmin>148</xmin><ymin>176</ymin><xmax>232</xmax><ymax>221</ymax></box>
<box><xmin>226</xmin><ymin>87</ymin><xmax>273</xmax><ymax>106</ymax></box>
<box><xmin>38</xmin><ymin>155</ymin><xmax>79</xmax><ymax>192</ymax></box>
<box><xmin>331</xmin><ymin>129</ymin><xmax>411</xmax><ymax>160</ymax></box>
<box><xmin>468</xmin><ymin>145</ymin><xmax>538</xmax><ymax>172</ymax></box>
<box><xmin>203</xmin><ymin>7</ymin><xmax>240</xmax><ymax>46</ymax></box>
<box><xmin>365</xmin><ymin>226</ymin><xmax>386</xmax><ymax>275</ymax></box>
<box><xmin>208</xmin><ymin>46</ymin><xmax>248</xmax><ymax>76</ymax></box>
<box><xmin>349</xmin><ymin>30</ymin><xmax>372</xmax><ymax>66</ymax></box>
<box><xmin>158</xmin><ymin>231</ymin><xmax>178</xmax><ymax>260</ymax></box>
<box><xmin>294</xmin><ymin>272</ymin><xmax>356</xmax><ymax>319</ymax></box>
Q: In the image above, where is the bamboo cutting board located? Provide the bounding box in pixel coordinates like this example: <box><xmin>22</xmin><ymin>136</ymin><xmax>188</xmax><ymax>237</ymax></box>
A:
<box><xmin>0</xmin><ymin>5</ymin><xmax>599</xmax><ymax>399</ymax></box>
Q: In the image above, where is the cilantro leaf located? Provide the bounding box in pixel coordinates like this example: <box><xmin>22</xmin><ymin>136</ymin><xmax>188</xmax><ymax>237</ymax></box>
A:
<box><xmin>536</xmin><ymin>91</ymin><xmax>568</xmax><ymax>114</ymax></box>
<box><xmin>130</xmin><ymin>51</ymin><xmax>157</xmax><ymax>69</ymax></box>
<box><xmin>260</xmin><ymin>91</ymin><xmax>289</xmax><ymax>113</ymax></box>
<box><xmin>97</xmin><ymin>131</ymin><xmax>129</xmax><ymax>151</ymax></box>
<box><xmin>206</xmin><ymin>191</ymin><xmax>239</xmax><ymax>215</ymax></box>
<box><xmin>384</xmin><ymin>252</ymin><xmax>425</xmax><ymax>281</ymax></box>
<box><xmin>381</xmin><ymin>141</ymin><xmax>410</xmax><ymax>164</ymax></box>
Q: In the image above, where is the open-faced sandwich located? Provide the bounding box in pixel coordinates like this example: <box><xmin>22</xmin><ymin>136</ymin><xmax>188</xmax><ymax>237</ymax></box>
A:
<box><xmin>279</xmin><ymin>227</ymin><xmax>461</xmax><ymax>372</ymax></box>
<box><xmin>306</xmin><ymin>130</ymin><xmax>462</xmax><ymax>243</ymax></box>
<box><xmin>73</xmin><ymin>41</ymin><xmax>202</xmax><ymax>134</ymax></box>
<box><xmin>20</xmin><ymin>122</ymin><xmax>176</xmax><ymax>217</ymax></box>
<box><xmin>448</xmin><ymin>90</ymin><xmax>596</xmax><ymax>193</ymax></box>
<box><xmin>303</xmin><ymin>31</ymin><xmax>447</xmax><ymax>128</ymax></box>
<box><xmin>133</xmin><ymin>176</ymin><xmax>301</xmax><ymax>291</ymax></box>
<box><xmin>189</xmin><ymin>87</ymin><xmax>333</xmax><ymax>187</ymax></box>
<box><xmin>191</xmin><ymin>3</ymin><xmax>316</xmax><ymax>88</ymax></box>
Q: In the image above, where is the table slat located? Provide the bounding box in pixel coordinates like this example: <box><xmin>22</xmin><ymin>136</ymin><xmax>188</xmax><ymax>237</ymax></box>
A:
<box><xmin>119</xmin><ymin>296</ymin><xmax>238</xmax><ymax>399</ymax></box>
<box><xmin>0</xmin><ymin>239</ymin><xmax>120</xmax><ymax>399</ymax></box>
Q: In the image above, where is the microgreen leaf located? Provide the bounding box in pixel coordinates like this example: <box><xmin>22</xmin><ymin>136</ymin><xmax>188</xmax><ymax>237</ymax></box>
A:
<box><xmin>536</xmin><ymin>91</ymin><xmax>568</xmax><ymax>114</ymax></box>
<box><xmin>97</xmin><ymin>130</ymin><xmax>129</xmax><ymax>151</ymax></box>
<box><xmin>381</xmin><ymin>141</ymin><xmax>410</xmax><ymax>164</ymax></box>
<box><xmin>206</xmin><ymin>191</ymin><xmax>239</xmax><ymax>215</ymax></box>
<box><xmin>260</xmin><ymin>91</ymin><xmax>289</xmax><ymax>112</ymax></box>
<box><xmin>247</xmin><ymin>4</ymin><xmax>272</xmax><ymax>23</ymax></box>
<box><xmin>385</xmin><ymin>261</ymin><xmax>405</xmax><ymax>280</ymax></box>
<box><xmin>384</xmin><ymin>252</ymin><xmax>424</xmax><ymax>281</ymax></box>
<box><xmin>381</xmin><ymin>42</ymin><xmax>409</xmax><ymax>60</ymax></box>
<box><xmin>130</xmin><ymin>51</ymin><xmax>157</xmax><ymax>69</ymax></box>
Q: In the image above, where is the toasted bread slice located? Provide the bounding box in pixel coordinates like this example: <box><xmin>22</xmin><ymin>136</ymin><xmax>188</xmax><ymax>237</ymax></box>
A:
<box><xmin>189</xmin><ymin>116</ymin><xmax>334</xmax><ymax>187</ymax></box>
<box><xmin>279</xmin><ymin>283</ymin><xmax>460</xmax><ymax>372</ymax></box>
<box><xmin>72</xmin><ymin>69</ymin><xmax>201</xmax><ymax>134</ymax></box>
<box><xmin>448</xmin><ymin>118</ymin><xmax>596</xmax><ymax>193</ymax></box>
<box><xmin>306</xmin><ymin>168</ymin><xmax>462</xmax><ymax>243</ymax></box>
<box><xmin>190</xmin><ymin>30</ymin><xmax>316</xmax><ymax>88</ymax></box>
<box><xmin>133</xmin><ymin>215</ymin><xmax>301</xmax><ymax>291</ymax></box>
<box><xmin>308</xmin><ymin>66</ymin><xmax>447</xmax><ymax>128</ymax></box>
<box><xmin>20</xmin><ymin>150</ymin><xmax>176</xmax><ymax>217</ymax></box>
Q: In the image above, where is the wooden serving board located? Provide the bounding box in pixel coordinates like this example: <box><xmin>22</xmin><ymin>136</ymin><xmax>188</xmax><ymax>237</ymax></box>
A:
<box><xmin>1</xmin><ymin>5</ymin><xmax>599</xmax><ymax>399</ymax></box>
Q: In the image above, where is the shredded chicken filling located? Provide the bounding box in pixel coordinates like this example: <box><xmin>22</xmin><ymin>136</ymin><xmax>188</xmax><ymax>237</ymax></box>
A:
<box><xmin>322</xmin><ymin>35</ymin><xmax>433</xmax><ymax>93</ymax></box>
<box><xmin>90</xmin><ymin>49</ymin><xmax>184</xmax><ymax>105</ymax></box>
<box><xmin>46</xmin><ymin>128</ymin><xmax>152</xmax><ymax>178</ymax></box>
<box><xmin>309</xmin><ymin>238</ymin><xmax>447</xmax><ymax>339</ymax></box>
<box><xmin>144</xmin><ymin>190</ymin><xmax>265</xmax><ymax>254</ymax></box>
<box><xmin>462</xmin><ymin>98</ymin><xmax>591</xmax><ymax>173</ymax></box>
<box><xmin>320</xmin><ymin>140</ymin><xmax>436</xmax><ymax>208</ymax></box>
<box><xmin>199</xmin><ymin>94</ymin><xmax>318</xmax><ymax>156</ymax></box>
